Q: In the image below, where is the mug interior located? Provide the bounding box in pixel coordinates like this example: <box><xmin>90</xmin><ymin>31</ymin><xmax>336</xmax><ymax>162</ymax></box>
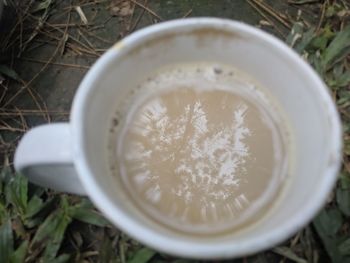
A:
<box><xmin>71</xmin><ymin>18</ymin><xmax>341</xmax><ymax>258</ymax></box>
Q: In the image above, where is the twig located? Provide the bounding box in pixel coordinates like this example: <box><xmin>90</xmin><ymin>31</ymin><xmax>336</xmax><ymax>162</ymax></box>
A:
<box><xmin>0</xmin><ymin>127</ymin><xmax>25</xmax><ymax>132</ymax></box>
<box><xmin>126</xmin><ymin>1</ymin><xmax>137</xmax><ymax>33</ymax></box>
<box><xmin>0</xmin><ymin>0</ymin><xmax>34</xmax><ymax>49</ymax></box>
<box><xmin>19</xmin><ymin>9</ymin><xmax>24</xmax><ymax>55</ymax></box>
<box><xmin>27</xmin><ymin>87</ymin><xmax>45</xmax><ymax>120</ymax></box>
<box><xmin>0</xmin><ymin>82</ymin><xmax>8</xmax><ymax>105</ymax></box>
<box><xmin>20</xmin><ymin>57</ymin><xmax>90</xmax><ymax>69</ymax></box>
<box><xmin>28</xmin><ymin>87</ymin><xmax>51</xmax><ymax>122</ymax></box>
<box><xmin>3</xmin><ymin>9</ymin><xmax>77</xmax><ymax>107</ymax></box>
<box><xmin>94</xmin><ymin>48</ymin><xmax>108</xmax><ymax>52</ymax></box>
<box><xmin>37</xmin><ymin>29</ymin><xmax>99</xmax><ymax>56</ymax></box>
<box><xmin>340</xmin><ymin>0</ymin><xmax>349</xmax><ymax>9</ymax></box>
<box><xmin>130</xmin><ymin>0</ymin><xmax>148</xmax><ymax>32</ymax></box>
<box><xmin>14</xmin><ymin>106</ymin><xmax>28</xmax><ymax>131</ymax></box>
<box><xmin>0</xmin><ymin>110</ymin><xmax>69</xmax><ymax>116</ymax></box>
<box><xmin>46</xmin><ymin>23</ymin><xmax>92</xmax><ymax>27</ymax></box>
<box><xmin>25</xmin><ymin>13</ymin><xmax>100</xmax><ymax>56</ymax></box>
<box><xmin>183</xmin><ymin>9</ymin><xmax>193</xmax><ymax>18</ymax></box>
<box><xmin>0</xmin><ymin>120</ymin><xmax>25</xmax><ymax>132</ymax></box>
<box><xmin>251</xmin><ymin>0</ymin><xmax>292</xmax><ymax>29</ymax></box>
<box><xmin>41</xmin><ymin>20</ymin><xmax>100</xmax><ymax>56</ymax></box>
<box><xmin>46</xmin><ymin>5</ymin><xmax>71</xmax><ymax>22</ymax></box>
<box><xmin>290</xmin><ymin>231</ymin><xmax>301</xmax><ymax>247</ymax></box>
<box><xmin>61</xmin><ymin>0</ymin><xmax>72</xmax><ymax>55</ymax></box>
<box><xmin>316</xmin><ymin>1</ymin><xmax>327</xmax><ymax>33</ymax></box>
<box><xmin>300</xmin><ymin>16</ymin><xmax>311</xmax><ymax>28</ymax></box>
<box><xmin>288</xmin><ymin>0</ymin><xmax>319</xmax><ymax>5</ymax></box>
<box><xmin>288</xmin><ymin>2</ymin><xmax>319</xmax><ymax>17</ymax></box>
<box><xmin>20</xmin><ymin>5</ymin><xmax>51</xmax><ymax>55</ymax></box>
<box><xmin>80</xmin><ymin>28</ymin><xmax>112</xmax><ymax>45</ymax></box>
<box><xmin>247</xmin><ymin>0</ymin><xmax>286</xmax><ymax>38</ymax></box>
<box><xmin>129</xmin><ymin>0</ymin><xmax>163</xmax><ymax>21</ymax></box>
<box><xmin>78</xmin><ymin>29</ymin><xmax>96</xmax><ymax>50</ymax></box>
<box><xmin>3</xmin><ymin>43</ymin><xmax>60</xmax><ymax>107</ymax></box>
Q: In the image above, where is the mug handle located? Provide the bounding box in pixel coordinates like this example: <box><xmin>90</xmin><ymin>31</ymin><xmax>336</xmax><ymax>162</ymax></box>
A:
<box><xmin>14</xmin><ymin>123</ymin><xmax>86</xmax><ymax>195</ymax></box>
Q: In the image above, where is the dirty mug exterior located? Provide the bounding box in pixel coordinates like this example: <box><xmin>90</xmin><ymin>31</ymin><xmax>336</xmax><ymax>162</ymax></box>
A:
<box><xmin>14</xmin><ymin>18</ymin><xmax>342</xmax><ymax>259</ymax></box>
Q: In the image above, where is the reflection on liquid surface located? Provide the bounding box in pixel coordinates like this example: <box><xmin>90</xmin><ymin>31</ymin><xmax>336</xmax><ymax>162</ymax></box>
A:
<box><xmin>118</xmin><ymin>86</ymin><xmax>285</xmax><ymax>233</ymax></box>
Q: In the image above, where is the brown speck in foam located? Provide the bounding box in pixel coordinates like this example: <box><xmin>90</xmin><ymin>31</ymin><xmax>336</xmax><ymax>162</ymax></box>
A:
<box><xmin>112</xmin><ymin>118</ymin><xmax>119</xmax><ymax>127</ymax></box>
<box><xmin>214</xmin><ymin>67</ymin><xmax>222</xmax><ymax>74</ymax></box>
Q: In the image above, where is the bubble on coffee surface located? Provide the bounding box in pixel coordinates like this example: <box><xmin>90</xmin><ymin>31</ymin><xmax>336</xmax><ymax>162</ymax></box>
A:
<box><xmin>112</xmin><ymin>63</ymin><xmax>289</xmax><ymax>234</ymax></box>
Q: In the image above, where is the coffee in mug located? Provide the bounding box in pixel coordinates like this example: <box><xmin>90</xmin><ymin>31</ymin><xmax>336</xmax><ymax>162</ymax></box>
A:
<box><xmin>108</xmin><ymin>62</ymin><xmax>292</xmax><ymax>235</ymax></box>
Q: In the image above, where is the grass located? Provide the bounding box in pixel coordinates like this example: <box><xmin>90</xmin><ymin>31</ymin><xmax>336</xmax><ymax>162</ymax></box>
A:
<box><xmin>0</xmin><ymin>0</ymin><xmax>350</xmax><ymax>262</ymax></box>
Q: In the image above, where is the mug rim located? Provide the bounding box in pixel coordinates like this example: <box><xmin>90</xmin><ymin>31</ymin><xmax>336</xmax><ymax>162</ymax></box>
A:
<box><xmin>70</xmin><ymin>18</ymin><xmax>342</xmax><ymax>258</ymax></box>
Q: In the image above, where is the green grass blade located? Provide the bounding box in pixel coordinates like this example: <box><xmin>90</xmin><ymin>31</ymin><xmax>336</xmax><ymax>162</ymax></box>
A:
<box><xmin>0</xmin><ymin>219</ymin><xmax>14</xmax><ymax>263</ymax></box>
<box><xmin>99</xmin><ymin>235</ymin><xmax>118</xmax><ymax>263</ymax></box>
<box><xmin>50</xmin><ymin>254</ymin><xmax>70</xmax><ymax>263</ymax></box>
<box><xmin>313</xmin><ymin>208</ymin><xmax>343</xmax><ymax>236</ymax></box>
<box><xmin>31</xmin><ymin>196</ymin><xmax>73</xmax><ymax>260</ymax></box>
<box><xmin>295</xmin><ymin>27</ymin><xmax>316</xmax><ymax>53</ymax></box>
<box><xmin>5</xmin><ymin>175</ymin><xmax>28</xmax><ymax>216</ymax></box>
<box><xmin>322</xmin><ymin>25</ymin><xmax>350</xmax><ymax>70</ymax></box>
<box><xmin>0</xmin><ymin>166</ymin><xmax>12</xmax><ymax>185</ymax></box>
<box><xmin>127</xmin><ymin>247</ymin><xmax>156</xmax><ymax>263</ymax></box>
<box><xmin>69</xmin><ymin>206</ymin><xmax>109</xmax><ymax>227</ymax></box>
<box><xmin>25</xmin><ymin>195</ymin><xmax>44</xmax><ymax>218</ymax></box>
<box><xmin>68</xmin><ymin>199</ymin><xmax>109</xmax><ymax>227</ymax></box>
<box><xmin>10</xmin><ymin>240</ymin><xmax>28</xmax><ymax>263</ymax></box>
<box><xmin>336</xmin><ymin>188</ymin><xmax>350</xmax><ymax>216</ymax></box>
<box><xmin>42</xmin><ymin>211</ymin><xmax>72</xmax><ymax>260</ymax></box>
<box><xmin>339</xmin><ymin>238</ymin><xmax>350</xmax><ymax>256</ymax></box>
<box><xmin>313</xmin><ymin>209</ymin><xmax>344</xmax><ymax>263</ymax></box>
<box><xmin>24</xmin><ymin>196</ymin><xmax>60</xmax><ymax>228</ymax></box>
<box><xmin>286</xmin><ymin>22</ymin><xmax>304</xmax><ymax>47</ymax></box>
<box><xmin>31</xmin><ymin>210</ymin><xmax>61</xmax><ymax>245</ymax></box>
<box><xmin>272</xmin><ymin>247</ymin><xmax>308</xmax><ymax>263</ymax></box>
<box><xmin>30</xmin><ymin>0</ymin><xmax>52</xmax><ymax>13</ymax></box>
<box><xmin>0</xmin><ymin>203</ymin><xmax>6</xmax><ymax>224</ymax></box>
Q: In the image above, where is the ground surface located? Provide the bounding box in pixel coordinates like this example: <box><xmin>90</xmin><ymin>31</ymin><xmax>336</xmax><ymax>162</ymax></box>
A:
<box><xmin>0</xmin><ymin>0</ymin><xmax>349</xmax><ymax>263</ymax></box>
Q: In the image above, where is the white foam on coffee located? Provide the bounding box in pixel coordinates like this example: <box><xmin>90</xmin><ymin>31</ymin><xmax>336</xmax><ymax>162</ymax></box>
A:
<box><xmin>111</xmin><ymin>63</ymin><xmax>291</xmax><ymax>235</ymax></box>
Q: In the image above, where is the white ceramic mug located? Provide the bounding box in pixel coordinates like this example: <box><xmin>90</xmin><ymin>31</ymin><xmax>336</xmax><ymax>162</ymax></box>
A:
<box><xmin>14</xmin><ymin>18</ymin><xmax>342</xmax><ymax>259</ymax></box>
